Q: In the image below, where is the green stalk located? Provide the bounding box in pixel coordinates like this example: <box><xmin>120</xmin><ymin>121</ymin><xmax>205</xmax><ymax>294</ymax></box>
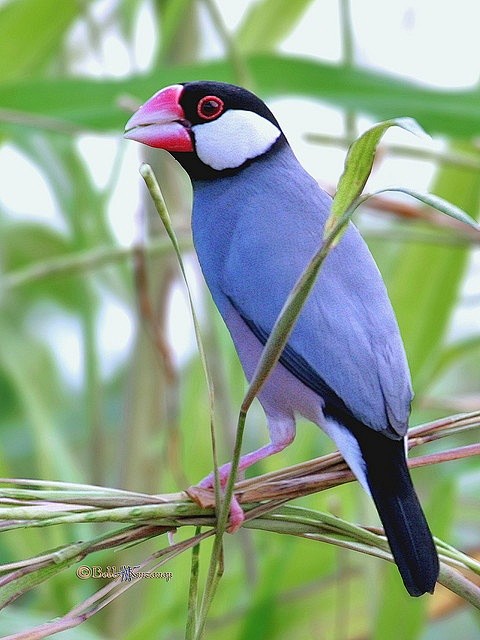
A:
<box><xmin>139</xmin><ymin>165</ymin><xmax>223</xmax><ymax>638</ymax></box>
<box><xmin>1</xmin><ymin>237</ymin><xmax>190</xmax><ymax>293</ymax></box>
<box><xmin>438</xmin><ymin>564</ymin><xmax>480</xmax><ymax>609</ymax></box>
<box><xmin>185</xmin><ymin>527</ymin><xmax>202</xmax><ymax>640</ymax></box>
<box><xmin>139</xmin><ymin>164</ymin><xmax>220</xmax><ymax>500</ymax></box>
<box><xmin>201</xmin><ymin>0</ymin><xmax>252</xmax><ymax>88</ymax></box>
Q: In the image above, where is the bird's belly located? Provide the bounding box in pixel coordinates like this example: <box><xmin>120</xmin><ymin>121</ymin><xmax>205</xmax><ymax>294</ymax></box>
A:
<box><xmin>223</xmin><ymin>298</ymin><xmax>372</xmax><ymax>492</ymax></box>
<box><xmin>224</xmin><ymin>304</ymin><xmax>324</xmax><ymax>425</ymax></box>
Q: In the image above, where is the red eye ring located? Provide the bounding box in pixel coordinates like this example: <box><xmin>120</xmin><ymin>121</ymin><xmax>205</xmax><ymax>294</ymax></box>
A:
<box><xmin>197</xmin><ymin>95</ymin><xmax>224</xmax><ymax>120</ymax></box>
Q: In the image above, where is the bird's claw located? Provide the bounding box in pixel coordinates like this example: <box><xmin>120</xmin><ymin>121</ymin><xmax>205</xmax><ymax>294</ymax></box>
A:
<box><xmin>194</xmin><ymin>468</ymin><xmax>245</xmax><ymax>533</ymax></box>
<box><xmin>226</xmin><ymin>495</ymin><xmax>245</xmax><ymax>533</ymax></box>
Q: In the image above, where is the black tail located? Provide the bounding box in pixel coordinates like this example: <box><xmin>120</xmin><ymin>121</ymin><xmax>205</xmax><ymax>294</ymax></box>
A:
<box><xmin>353</xmin><ymin>427</ymin><xmax>439</xmax><ymax>596</ymax></box>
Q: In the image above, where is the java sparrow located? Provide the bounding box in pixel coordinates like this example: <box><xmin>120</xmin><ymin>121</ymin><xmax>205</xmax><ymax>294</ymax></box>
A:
<box><xmin>125</xmin><ymin>81</ymin><xmax>439</xmax><ymax>596</ymax></box>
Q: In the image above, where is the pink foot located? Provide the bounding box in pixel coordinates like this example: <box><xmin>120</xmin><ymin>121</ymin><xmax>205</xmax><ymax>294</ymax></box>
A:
<box><xmin>194</xmin><ymin>436</ymin><xmax>294</xmax><ymax>532</ymax></box>
<box><xmin>198</xmin><ymin>463</ymin><xmax>231</xmax><ymax>489</ymax></box>
<box><xmin>197</xmin><ymin>464</ymin><xmax>244</xmax><ymax>532</ymax></box>
<box><xmin>227</xmin><ymin>495</ymin><xmax>245</xmax><ymax>533</ymax></box>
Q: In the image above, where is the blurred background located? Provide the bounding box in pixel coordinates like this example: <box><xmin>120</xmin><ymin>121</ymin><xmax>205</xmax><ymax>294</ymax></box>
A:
<box><xmin>0</xmin><ymin>0</ymin><xmax>479</xmax><ymax>638</ymax></box>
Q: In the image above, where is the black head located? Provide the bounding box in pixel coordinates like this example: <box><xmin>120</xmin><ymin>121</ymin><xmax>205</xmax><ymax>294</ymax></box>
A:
<box><xmin>125</xmin><ymin>81</ymin><xmax>287</xmax><ymax>180</ymax></box>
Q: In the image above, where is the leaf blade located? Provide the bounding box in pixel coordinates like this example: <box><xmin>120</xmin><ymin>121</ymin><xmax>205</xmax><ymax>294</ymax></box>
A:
<box><xmin>236</xmin><ymin>0</ymin><xmax>314</xmax><ymax>52</ymax></box>
<box><xmin>0</xmin><ymin>0</ymin><xmax>79</xmax><ymax>83</ymax></box>
<box><xmin>386</xmin><ymin>143</ymin><xmax>480</xmax><ymax>390</ymax></box>
<box><xmin>327</xmin><ymin>118</ymin><xmax>427</xmax><ymax>238</ymax></box>
<box><xmin>385</xmin><ymin>187</ymin><xmax>480</xmax><ymax>231</ymax></box>
<box><xmin>2</xmin><ymin>55</ymin><xmax>480</xmax><ymax>137</ymax></box>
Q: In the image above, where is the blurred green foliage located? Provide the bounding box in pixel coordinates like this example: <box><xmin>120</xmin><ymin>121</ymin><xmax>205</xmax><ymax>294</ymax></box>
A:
<box><xmin>0</xmin><ymin>0</ymin><xmax>479</xmax><ymax>638</ymax></box>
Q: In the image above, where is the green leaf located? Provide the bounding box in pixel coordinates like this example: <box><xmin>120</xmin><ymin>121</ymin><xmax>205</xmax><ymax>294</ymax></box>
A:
<box><xmin>387</xmin><ymin>142</ymin><xmax>480</xmax><ymax>390</ymax></box>
<box><xmin>0</xmin><ymin>318</ymin><xmax>81</xmax><ymax>480</ymax></box>
<box><xmin>372</xmin><ymin>476</ymin><xmax>454</xmax><ymax>638</ymax></box>
<box><xmin>0</xmin><ymin>222</ymin><xmax>91</xmax><ymax>312</ymax></box>
<box><xmin>236</xmin><ymin>0</ymin><xmax>314</xmax><ymax>52</ymax></box>
<box><xmin>326</xmin><ymin>118</ymin><xmax>426</xmax><ymax>238</ymax></box>
<box><xmin>430</xmin><ymin>337</ymin><xmax>480</xmax><ymax>387</ymax></box>
<box><xmin>0</xmin><ymin>542</ymin><xmax>87</xmax><ymax>608</ymax></box>
<box><xmin>117</xmin><ymin>0</ymin><xmax>145</xmax><ymax>43</ymax></box>
<box><xmin>376</xmin><ymin>187</ymin><xmax>480</xmax><ymax>231</ymax></box>
<box><xmin>3</xmin><ymin>55</ymin><xmax>480</xmax><ymax>138</ymax></box>
<box><xmin>0</xmin><ymin>222</ymin><xmax>71</xmax><ymax>272</ymax></box>
<box><xmin>0</xmin><ymin>606</ymin><xmax>105</xmax><ymax>638</ymax></box>
<box><xmin>157</xmin><ymin>0</ymin><xmax>196</xmax><ymax>62</ymax></box>
<box><xmin>373</xmin><ymin>566</ymin><xmax>428</xmax><ymax>640</ymax></box>
<box><xmin>0</xmin><ymin>0</ymin><xmax>80</xmax><ymax>83</ymax></box>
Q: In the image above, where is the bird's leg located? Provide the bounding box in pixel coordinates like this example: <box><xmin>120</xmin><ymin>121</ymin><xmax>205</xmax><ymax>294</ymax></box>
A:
<box><xmin>198</xmin><ymin>415</ymin><xmax>296</xmax><ymax>532</ymax></box>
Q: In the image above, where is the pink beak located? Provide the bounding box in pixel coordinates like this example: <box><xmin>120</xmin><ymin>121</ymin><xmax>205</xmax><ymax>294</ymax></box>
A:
<box><xmin>124</xmin><ymin>84</ymin><xmax>193</xmax><ymax>152</ymax></box>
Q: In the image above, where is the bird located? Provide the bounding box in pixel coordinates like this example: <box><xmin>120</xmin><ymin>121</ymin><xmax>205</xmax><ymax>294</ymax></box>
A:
<box><xmin>124</xmin><ymin>80</ymin><xmax>439</xmax><ymax>596</ymax></box>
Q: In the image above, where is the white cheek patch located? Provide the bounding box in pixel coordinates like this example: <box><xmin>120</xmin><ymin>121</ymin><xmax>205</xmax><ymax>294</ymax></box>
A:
<box><xmin>192</xmin><ymin>110</ymin><xmax>281</xmax><ymax>171</ymax></box>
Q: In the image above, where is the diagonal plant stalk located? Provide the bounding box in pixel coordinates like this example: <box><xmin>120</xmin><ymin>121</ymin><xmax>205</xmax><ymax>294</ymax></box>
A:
<box><xmin>186</xmin><ymin>526</ymin><xmax>203</xmax><ymax>640</ymax></box>
<box><xmin>0</xmin><ymin>236</ymin><xmax>191</xmax><ymax>294</ymax></box>
<box><xmin>201</xmin><ymin>0</ymin><xmax>252</xmax><ymax>88</ymax></box>
<box><xmin>0</xmin><ymin>529</ymin><xmax>214</xmax><ymax>640</ymax></box>
<box><xmin>306</xmin><ymin>131</ymin><xmax>480</xmax><ymax>172</ymax></box>
<box><xmin>138</xmin><ymin>164</ymin><xmax>220</xmax><ymax>501</ymax></box>
<box><xmin>138</xmin><ymin>164</ymin><xmax>225</xmax><ymax>638</ymax></box>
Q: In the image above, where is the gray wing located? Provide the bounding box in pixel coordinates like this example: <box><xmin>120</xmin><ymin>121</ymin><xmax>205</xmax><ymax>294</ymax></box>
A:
<box><xmin>221</xmin><ymin>188</ymin><xmax>412</xmax><ymax>437</ymax></box>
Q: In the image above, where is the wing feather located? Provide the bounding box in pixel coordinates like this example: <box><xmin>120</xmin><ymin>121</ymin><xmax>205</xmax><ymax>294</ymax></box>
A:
<box><xmin>221</xmin><ymin>178</ymin><xmax>412</xmax><ymax>436</ymax></box>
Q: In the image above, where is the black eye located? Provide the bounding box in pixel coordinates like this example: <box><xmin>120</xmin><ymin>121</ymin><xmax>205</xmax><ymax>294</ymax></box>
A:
<box><xmin>197</xmin><ymin>95</ymin><xmax>224</xmax><ymax>120</ymax></box>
